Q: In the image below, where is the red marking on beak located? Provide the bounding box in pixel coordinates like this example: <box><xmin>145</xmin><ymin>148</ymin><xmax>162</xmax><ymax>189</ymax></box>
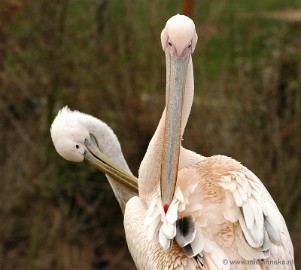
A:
<box><xmin>163</xmin><ymin>203</ymin><xmax>169</xmax><ymax>213</ymax></box>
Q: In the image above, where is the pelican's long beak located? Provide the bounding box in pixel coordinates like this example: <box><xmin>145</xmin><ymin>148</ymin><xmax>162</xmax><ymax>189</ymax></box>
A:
<box><xmin>83</xmin><ymin>135</ymin><xmax>138</xmax><ymax>193</ymax></box>
<box><xmin>160</xmin><ymin>51</ymin><xmax>190</xmax><ymax>209</ymax></box>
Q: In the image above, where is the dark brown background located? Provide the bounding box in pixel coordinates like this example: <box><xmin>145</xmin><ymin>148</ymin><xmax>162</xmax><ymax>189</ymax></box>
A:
<box><xmin>1</xmin><ymin>0</ymin><xmax>301</xmax><ymax>269</ymax></box>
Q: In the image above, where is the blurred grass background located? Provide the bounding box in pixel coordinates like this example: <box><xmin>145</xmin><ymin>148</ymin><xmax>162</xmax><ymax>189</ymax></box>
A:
<box><xmin>0</xmin><ymin>0</ymin><xmax>301</xmax><ymax>269</ymax></box>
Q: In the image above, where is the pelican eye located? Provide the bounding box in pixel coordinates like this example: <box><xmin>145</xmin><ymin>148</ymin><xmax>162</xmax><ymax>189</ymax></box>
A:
<box><xmin>76</xmin><ymin>144</ymin><xmax>79</xmax><ymax>149</ymax></box>
<box><xmin>188</xmin><ymin>44</ymin><xmax>192</xmax><ymax>48</ymax></box>
<box><xmin>168</xmin><ymin>41</ymin><xmax>172</xmax><ymax>46</ymax></box>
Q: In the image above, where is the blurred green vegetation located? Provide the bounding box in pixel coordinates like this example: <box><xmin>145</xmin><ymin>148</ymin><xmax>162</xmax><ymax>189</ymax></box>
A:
<box><xmin>0</xmin><ymin>0</ymin><xmax>301</xmax><ymax>269</ymax></box>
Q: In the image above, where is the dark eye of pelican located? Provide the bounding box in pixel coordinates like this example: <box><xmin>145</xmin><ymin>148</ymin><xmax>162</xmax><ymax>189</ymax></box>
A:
<box><xmin>76</xmin><ymin>144</ymin><xmax>79</xmax><ymax>149</ymax></box>
<box><xmin>188</xmin><ymin>44</ymin><xmax>191</xmax><ymax>48</ymax></box>
<box><xmin>168</xmin><ymin>41</ymin><xmax>172</xmax><ymax>46</ymax></box>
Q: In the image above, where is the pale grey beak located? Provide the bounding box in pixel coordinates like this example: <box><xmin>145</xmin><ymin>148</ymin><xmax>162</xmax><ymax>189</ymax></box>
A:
<box><xmin>83</xmin><ymin>135</ymin><xmax>138</xmax><ymax>193</ymax></box>
<box><xmin>160</xmin><ymin>51</ymin><xmax>190</xmax><ymax>209</ymax></box>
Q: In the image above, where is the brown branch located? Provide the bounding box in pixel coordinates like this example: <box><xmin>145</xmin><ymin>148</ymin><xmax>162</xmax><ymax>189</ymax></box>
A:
<box><xmin>182</xmin><ymin>0</ymin><xmax>194</xmax><ymax>18</ymax></box>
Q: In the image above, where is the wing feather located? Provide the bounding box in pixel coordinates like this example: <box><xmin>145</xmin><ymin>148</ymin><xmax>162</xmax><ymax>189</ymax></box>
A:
<box><xmin>238</xmin><ymin>183</ymin><xmax>248</xmax><ymax>203</ymax></box>
<box><xmin>242</xmin><ymin>201</ymin><xmax>254</xmax><ymax>229</ymax></box>
<box><xmin>192</xmin><ymin>155</ymin><xmax>295</xmax><ymax>267</ymax></box>
<box><xmin>249</xmin><ymin>196</ymin><xmax>264</xmax><ymax>230</ymax></box>
<box><xmin>233</xmin><ymin>189</ymin><xmax>244</xmax><ymax>207</ymax></box>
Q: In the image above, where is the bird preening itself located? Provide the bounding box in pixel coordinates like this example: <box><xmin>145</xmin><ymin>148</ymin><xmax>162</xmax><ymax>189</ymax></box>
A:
<box><xmin>51</xmin><ymin>14</ymin><xmax>295</xmax><ymax>270</ymax></box>
<box><xmin>50</xmin><ymin>106</ymin><xmax>138</xmax><ymax>212</ymax></box>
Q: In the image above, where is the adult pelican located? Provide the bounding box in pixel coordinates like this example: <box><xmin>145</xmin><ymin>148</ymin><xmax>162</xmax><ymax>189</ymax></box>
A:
<box><xmin>50</xmin><ymin>106</ymin><xmax>138</xmax><ymax>211</ymax></box>
<box><xmin>127</xmin><ymin>14</ymin><xmax>295</xmax><ymax>269</ymax></box>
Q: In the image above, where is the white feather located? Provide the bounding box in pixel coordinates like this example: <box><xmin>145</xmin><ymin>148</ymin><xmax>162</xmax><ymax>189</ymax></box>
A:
<box><xmin>233</xmin><ymin>189</ymin><xmax>243</xmax><ymax>207</ymax></box>
<box><xmin>240</xmin><ymin>176</ymin><xmax>252</xmax><ymax>196</ymax></box>
<box><xmin>238</xmin><ymin>184</ymin><xmax>248</xmax><ymax>202</ymax></box>
<box><xmin>144</xmin><ymin>200</ymin><xmax>159</xmax><ymax>226</ymax></box>
<box><xmin>242</xmin><ymin>202</ymin><xmax>254</xmax><ymax>229</ymax></box>
<box><xmin>239</xmin><ymin>215</ymin><xmax>264</xmax><ymax>248</ymax></box>
<box><xmin>166</xmin><ymin>201</ymin><xmax>179</xmax><ymax>224</ymax></box>
<box><xmin>264</xmin><ymin>217</ymin><xmax>281</xmax><ymax>244</ymax></box>
<box><xmin>159</xmin><ymin>226</ymin><xmax>172</xmax><ymax>251</ymax></box>
<box><xmin>147</xmin><ymin>214</ymin><xmax>161</xmax><ymax>241</ymax></box>
<box><xmin>249</xmin><ymin>197</ymin><xmax>264</xmax><ymax>230</ymax></box>
<box><xmin>189</xmin><ymin>231</ymin><xmax>204</xmax><ymax>256</ymax></box>
<box><xmin>174</xmin><ymin>187</ymin><xmax>185</xmax><ymax>202</ymax></box>
<box><xmin>162</xmin><ymin>221</ymin><xmax>176</xmax><ymax>239</ymax></box>
<box><xmin>252</xmin><ymin>190</ymin><xmax>267</xmax><ymax>216</ymax></box>
<box><xmin>236</xmin><ymin>228</ymin><xmax>269</xmax><ymax>260</ymax></box>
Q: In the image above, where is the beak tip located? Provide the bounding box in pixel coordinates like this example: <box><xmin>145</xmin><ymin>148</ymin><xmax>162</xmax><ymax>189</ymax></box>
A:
<box><xmin>163</xmin><ymin>203</ymin><xmax>169</xmax><ymax>213</ymax></box>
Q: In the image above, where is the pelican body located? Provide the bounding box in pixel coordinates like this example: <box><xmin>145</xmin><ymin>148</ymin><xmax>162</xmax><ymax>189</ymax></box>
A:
<box><xmin>123</xmin><ymin>15</ymin><xmax>295</xmax><ymax>269</ymax></box>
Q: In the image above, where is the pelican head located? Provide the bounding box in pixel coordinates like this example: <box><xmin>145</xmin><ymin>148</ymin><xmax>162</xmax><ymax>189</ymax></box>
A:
<box><xmin>161</xmin><ymin>14</ymin><xmax>198</xmax><ymax>57</ymax></box>
<box><xmin>50</xmin><ymin>107</ymin><xmax>138</xmax><ymax>198</ymax></box>
<box><xmin>160</xmin><ymin>15</ymin><xmax>198</xmax><ymax>210</ymax></box>
<box><xmin>51</xmin><ymin>107</ymin><xmax>88</xmax><ymax>162</ymax></box>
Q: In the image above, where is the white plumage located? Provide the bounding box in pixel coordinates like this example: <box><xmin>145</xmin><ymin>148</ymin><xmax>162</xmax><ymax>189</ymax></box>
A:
<box><xmin>124</xmin><ymin>15</ymin><xmax>295</xmax><ymax>269</ymax></box>
<box><xmin>50</xmin><ymin>106</ymin><xmax>137</xmax><ymax>210</ymax></box>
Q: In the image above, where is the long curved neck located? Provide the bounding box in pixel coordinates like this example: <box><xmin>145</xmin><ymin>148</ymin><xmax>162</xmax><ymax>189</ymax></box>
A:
<box><xmin>139</xmin><ymin>57</ymin><xmax>194</xmax><ymax>204</ymax></box>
